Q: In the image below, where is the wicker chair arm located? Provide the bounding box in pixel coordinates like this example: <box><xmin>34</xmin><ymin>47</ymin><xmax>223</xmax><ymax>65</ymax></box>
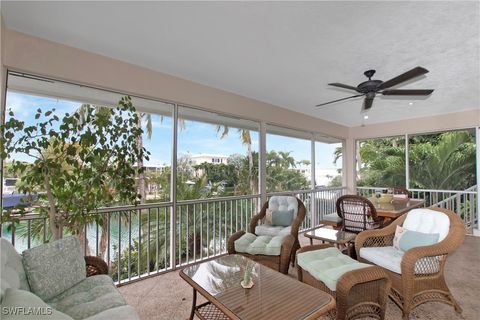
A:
<box><xmin>355</xmin><ymin>214</ymin><xmax>406</xmax><ymax>254</ymax></box>
<box><xmin>227</xmin><ymin>230</ymin><xmax>246</xmax><ymax>254</ymax></box>
<box><xmin>355</xmin><ymin>227</ymin><xmax>394</xmax><ymax>253</ymax></box>
<box><xmin>85</xmin><ymin>256</ymin><xmax>108</xmax><ymax>277</ymax></box>
<box><xmin>279</xmin><ymin>234</ymin><xmax>295</xmax><ymax>274</ymax></box>
<box><xmin>296</xmin><ymin>243</ymin><xmax>334</xmax><ymax>255</ymax></box>
<box><xmin>400</xmin><ymin>234</ymin><xmax>465</xmax><ymax>276</ymax></box>
<box><xmin>400</xmin><ymin>208</ymin><xmax>465</xmax><ymax>276</ymax></box>
<box><xmin>249</xmin><ymin>202</ymin><xmax>269</xmax><ymax>233</ymax></box>
<box><xmin>249</xmin><ymin>214</ymin><xmax>263</xmax><ymax>233</ymax></box>
<box><xmin>290</xmin><ymin>199</ymin><xmax>306</xmax><ymax>237</ymax></box>
<box><xmin>281</xmin><ymin>234</ymin><xmax>295</xmax><ymax>255</ymax></box>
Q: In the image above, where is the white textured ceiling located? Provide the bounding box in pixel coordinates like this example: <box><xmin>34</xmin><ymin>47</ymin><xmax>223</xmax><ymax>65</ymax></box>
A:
<box><xmin>2</xmin><ymin>1</ymin><xmax>479</xmax><ymax>127</ymax></box>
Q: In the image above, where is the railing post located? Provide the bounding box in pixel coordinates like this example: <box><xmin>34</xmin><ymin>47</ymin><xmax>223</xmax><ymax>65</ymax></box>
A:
<box><xmin>0</xmin><ymin>68</ymin><xmax>7</xmax><ymax>238</ymax></box>
<box><xmin>476</xmin><ymin>127</ymin><xmax>480</xmax><ymax>234</ymax></box>
<box><xmin>310</xmin><ymin>139</ymin><xmax>317</xmax><ymax>227</ymax></box>
<box><xmin>170</xmin><ymin>104</ymin><xmax>178</xmax><ymax>269</ymax></box>
<box><xmin>405</xmin><ymin>133</ymin><xmax>410</xmax><ymax>189</ymax></box>
<box><xmin>259</xmin><ymin>122</ymin><xmax>267</xmax><ymax>206</ymax></box>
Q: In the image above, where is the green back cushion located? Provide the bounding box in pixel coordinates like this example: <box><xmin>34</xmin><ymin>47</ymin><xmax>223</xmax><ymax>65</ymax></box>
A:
<box><xmin>399</xmin><ymin>229</ymin><xmax>439</xmax><ymax>251</ymax></box>
<box><xmin>272</xmin><ymin>209</ymin><xmax>294</xmax><ymax>227</ymax></box>
<box><xmin>1</xmin><ymin>288</ymin><xmax>73</xmax><ymax>320</ymax></box>
<box><xmin>22</xmin><ymin>236</ymin><xmax>86</xmax><ymax>301</ymax></box>
<box><xmin>1</xmin><ymin>239</ymin><xmax>30</xmax><ymax>302</ymax></box>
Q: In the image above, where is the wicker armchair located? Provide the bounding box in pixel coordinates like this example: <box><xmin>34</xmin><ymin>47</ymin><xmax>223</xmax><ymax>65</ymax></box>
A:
<box><xmin>355</xmin><ymin>208</ymin><xmax>465</xmax><ymax>319</ymax></box>
<box><xmin>227</xmin><ymin>197</ymin><xmax>306</xmax><ymax>274</ymax></box>
<box><xmin>85</xmin><ymin>256</ymin><xmax>109</xmax><ymax>276</ymax></box>
<box><xmin>393</xmin><ymin>187</ymin><xmax>412</xmax><ymax>198</ymax></box>
<box><xmin>251</xmin><ymin>197</ymin><xmax>306</xmax><ymax>259</ymax></box>
<box><xmin>297</xmin><ymin>244</ymin><xmax>391</xmax><ymax>320</ymax></box>
<box><xmin>337</xmin><ymin>195</ymin><xmax>384</xmax><ymax>234</ymax></box>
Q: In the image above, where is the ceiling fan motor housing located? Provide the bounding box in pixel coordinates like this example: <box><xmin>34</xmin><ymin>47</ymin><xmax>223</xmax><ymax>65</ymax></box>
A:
<box><xmin>357</xmin><ymin>80</ymin><xmax>383</xmax><ymax>93</ymax></box>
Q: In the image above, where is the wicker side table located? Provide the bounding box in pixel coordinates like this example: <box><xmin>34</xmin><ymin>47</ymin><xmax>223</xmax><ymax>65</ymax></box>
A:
<box><xmin>297</xmin><ymin>245</ymin><xmax>391</xmax><ymax>320</ymax></box>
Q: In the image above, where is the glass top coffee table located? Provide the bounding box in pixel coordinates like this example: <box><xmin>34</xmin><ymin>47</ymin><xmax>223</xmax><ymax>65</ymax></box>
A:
<box><xmin>304</xmin><ymin>227</ymin><xmax>357</xmax><ymax>256</ymax></box>
<box><xmin>180</xmin><ymin>254</ymin><xmax>335</xmax><ymax>320</ymax></box>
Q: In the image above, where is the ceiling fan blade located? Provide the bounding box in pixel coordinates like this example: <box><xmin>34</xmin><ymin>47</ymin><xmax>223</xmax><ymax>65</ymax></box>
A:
<box><xmin>362</xmin><ymin>97</ymin><xmax>374</xmax><ymax>111</ymax></box>
<box><xmin>382</xmin><ymin>89</ymin><xmax>434</xmax><ymax>96</ymax></box>
<box><xmin>328</xmin><ymin>83</ymin><xmax>359</xmax><ymax>91</ymax></box>
<box><xmin>315</xmin><ymin>94</ymin><xmax>364</xmax><ymax>108</ymax></box>
<box><xmin>377</xmin><ymin>66</ymin><xmax>429</xmax><ymax>90</ymax></box>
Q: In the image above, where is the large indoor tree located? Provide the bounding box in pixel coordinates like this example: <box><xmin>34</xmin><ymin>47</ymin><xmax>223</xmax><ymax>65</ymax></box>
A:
<box><xmin>1</xmin><ymin>96</ymin><xmax>149</xmax><ymax>246</ymax></box>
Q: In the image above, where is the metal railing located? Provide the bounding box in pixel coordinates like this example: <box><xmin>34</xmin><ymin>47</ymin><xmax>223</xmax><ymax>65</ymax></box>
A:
<box><xmin>356</xmin><ymin>186</ymin><xmax>478</xmax><ymax>232</ymax></box>
<box><xmin>175</xmin><ymin>194</ymin><xmax>261</xmax><ymax>267</ymax></box>
<box><xmin>1</xmin><ymin>186</ymin><xmax>346</xmax><ymax>285</ymax></box>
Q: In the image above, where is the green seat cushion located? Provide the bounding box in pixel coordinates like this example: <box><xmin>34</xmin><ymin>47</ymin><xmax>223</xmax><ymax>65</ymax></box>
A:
<box><xmin>272</xmin><ymin>209</ymin><xmax>294</xmax><ymax>227</ymax></box>
<box><xmin>22</xmin><ymin>236</ymin><xmax>86</xmax><ymax>301</ymax></box>
<box><xmin>234</xmin><ymin>233</ymin><xmax>257</xmax><ymax>253</ymax></box>
<box><xmin>47</xmin><ymin>275</ymin><xmax>126</xmax><ymax>320</ymax></box>
<box><xmin>1</xmin><ymin>288</ymin><xmax>73</xmax><ymax>320</ymax></box>
<box><xmin>321</xmin><ymin>212</ymin><xmax>342</xmax><ymax>223</ymax></box>
<box><xmin>399</xmin><ymin>229</ymin><xmax>439</xmax><ymax>251</ymax></box>
<box><xmin>234</xmin><ymin>233</ymin><xmax>285</xmax><ymax>256</ymax></box>
<box><xmin>297</xmin><ymin>247</ymin><xmax>370</xmax><ymax>291</ymax></box>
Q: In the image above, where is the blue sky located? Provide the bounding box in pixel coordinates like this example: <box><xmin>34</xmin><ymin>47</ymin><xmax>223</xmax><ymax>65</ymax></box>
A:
<box><xmin>5</xmin><ymin>91</ymin><xmax>341</xmax><ymax>171</ymax></box>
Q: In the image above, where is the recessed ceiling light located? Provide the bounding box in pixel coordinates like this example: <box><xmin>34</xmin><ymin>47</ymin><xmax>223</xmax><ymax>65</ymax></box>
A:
<box><xmin>363</xmin><ymin>115</ymin><xmax>369</xmax><ymax>119</ymax></box>
<box><xmin>408</xmin><ymin>102</ymin><xmax>413</xmax><ymax>106</ymax></box>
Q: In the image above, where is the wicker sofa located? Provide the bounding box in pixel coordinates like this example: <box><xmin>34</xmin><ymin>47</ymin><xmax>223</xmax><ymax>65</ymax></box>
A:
<box><xmin>355</xmin><ymin>207</ymin><xmax>465</xmax><ymax>319</ymax></box>
<box><xmin>0</xmin><ymin>236</ymin><xmax>139</xmax><ymax>320</ymax></box>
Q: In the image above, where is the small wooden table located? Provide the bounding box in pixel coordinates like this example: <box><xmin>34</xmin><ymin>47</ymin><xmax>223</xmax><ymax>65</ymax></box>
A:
<box><xmin>372</xmin><ymin>198</ymin><xmax>425</xmax><ymax>219</ymax></box>
<box><xmin>304</xmin><ymin>228</ymin><xmax>357</xmax><ymax>256</ymax></box>
<box><xmin>180</xmin><ymin>254</ymin><xmax>335</xmax><ymax>320</ymax></box>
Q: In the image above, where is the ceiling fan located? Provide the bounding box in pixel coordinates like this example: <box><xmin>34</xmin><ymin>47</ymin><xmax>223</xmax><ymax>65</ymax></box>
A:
<box><xmin>315</xmin><ymin>66</ymin><xmax>434</xmax><ymax>111</ymax></box>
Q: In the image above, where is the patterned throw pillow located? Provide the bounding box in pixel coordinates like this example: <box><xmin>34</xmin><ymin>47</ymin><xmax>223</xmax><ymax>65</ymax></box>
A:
<box><xmin>265</xmin><ymin>209</ymin><xmax>273</xmax><ymax>224</ymax></box>
<box><xmin>393</xmin><ymin>225</ymin><xmax>406</xmax><ymax>250</ymax></box>
<box><xmin>22</xmin><ymin>236</ymin><xmax>86</xmax><ymax>301</ymax></box>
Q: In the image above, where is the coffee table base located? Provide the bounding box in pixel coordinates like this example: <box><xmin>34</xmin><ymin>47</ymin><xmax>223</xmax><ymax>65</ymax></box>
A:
<box><xmin>195</xmin><ymin>302</ymin><xmax>229</xmax><ymax>320</ymax></box>
<box><xmin>189</xmin><ymin>289</ymin><xmax>229</xmax><ymax>320</ymax></box>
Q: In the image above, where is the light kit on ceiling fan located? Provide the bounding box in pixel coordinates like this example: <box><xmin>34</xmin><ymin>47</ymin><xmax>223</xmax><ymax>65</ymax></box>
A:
<box><xmin>315</xmin><ymin>66</ymin><xmax>434</xmax><ymax>111</ymax></box>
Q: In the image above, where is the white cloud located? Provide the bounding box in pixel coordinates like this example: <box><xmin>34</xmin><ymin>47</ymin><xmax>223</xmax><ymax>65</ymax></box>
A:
<box><xmin>6</xmin><ymin>92</ymin><xmax>31</xmax><ymax>118</ymax></box>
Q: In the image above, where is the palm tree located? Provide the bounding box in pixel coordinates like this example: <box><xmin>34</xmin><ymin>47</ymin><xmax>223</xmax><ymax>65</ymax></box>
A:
<box><xmin>357</xmin><ymin>137</ymin><xmax>406</xmax><ymax>187</ymax></box>
<box><xmin>216</xmin><ymin>126</ymin><xmax>257</xmax><ymax>194</ymax></box>
<box><xmin>409</xmin><ymin>131</ymin><xmax>475</xmax><ymax>190</ymax></box>
<box><xmin>357</xmin><ymin>131</ymin><xmax>476</xmax><ymax>191</ymax></box>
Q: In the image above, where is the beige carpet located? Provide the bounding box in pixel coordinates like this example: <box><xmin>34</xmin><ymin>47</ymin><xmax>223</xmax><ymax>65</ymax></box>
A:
<box><xmin>119</xmin><ymin>235</ymin><xmax>479</xmax><ymax>320</ymax></box>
